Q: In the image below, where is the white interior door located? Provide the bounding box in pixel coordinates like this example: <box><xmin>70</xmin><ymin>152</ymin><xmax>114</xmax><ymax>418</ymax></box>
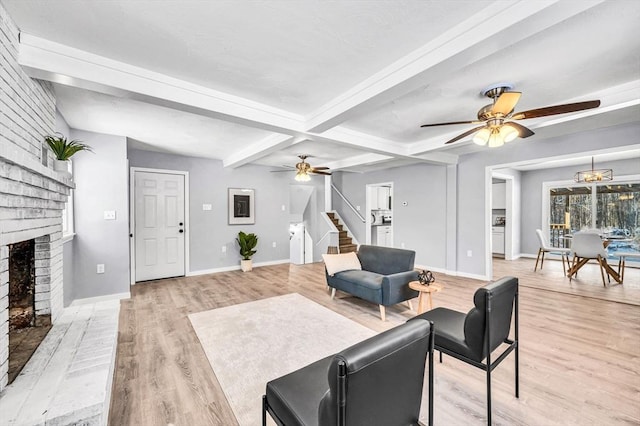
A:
<box><xmin>134</xmin><ymin>171</ymin><xmax>185</xmax><ymax>282</ymax></box>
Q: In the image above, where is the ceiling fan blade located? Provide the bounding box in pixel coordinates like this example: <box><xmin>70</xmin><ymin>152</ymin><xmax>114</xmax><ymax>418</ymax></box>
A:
<box><xmin>511</xmin><ymin>100</ymin><xmax>601</xmax><ymax>120</ymax></box>
<box><xmin>491</xmin><ymin>92</ymin><xmax>521</xmax><ymax>116</ymax></box>
<box><xmin>444</xmin><ymin>125</ymin><xmax>487</xmax><ymax>145</ymax></box>
<box><xmin>270</xmin><ymin>169</ymin><xmax>294</xmax><ymax>173</ymax></box>
<box><xmin>310</xmin><ymin>170</ymin><xmax>331</xmax><ymax>176</ymax></box>
<box><xmin>310</xmin><ymin>166</ymin><xmax>330</xmax><ymax>170</ymax></box>
<box><xmin>504</xmin><ymin>122</ymin><xmax>534</xmax><ymax>138</ymax></box>
<box><xmin>420</xmin><ymin>119</ymin><xmax>482</xmax><ymax>128</ymax></box>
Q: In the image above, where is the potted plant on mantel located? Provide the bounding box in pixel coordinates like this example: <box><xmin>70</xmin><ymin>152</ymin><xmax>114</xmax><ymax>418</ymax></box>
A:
<box><xmin>44</xmin><ymin>133</ymin><xmax>93</xmax><ymax>172</ymax></box>
<box><xmin>236</xmin><ymin>231</ymin><xmax>258</xmax><ymax>272</ymax></box>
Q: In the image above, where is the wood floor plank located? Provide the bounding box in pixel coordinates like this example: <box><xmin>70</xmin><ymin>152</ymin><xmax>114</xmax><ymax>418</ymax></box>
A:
<box><xmin>108</xmin><ymin>259</ymin><xmax>640</xmax><ymax>425</ymax></box>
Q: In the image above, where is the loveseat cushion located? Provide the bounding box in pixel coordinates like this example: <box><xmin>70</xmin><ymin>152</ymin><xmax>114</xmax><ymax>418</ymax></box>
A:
<box><xmin>357</xmin><ymin>245</ymin><xmax>416</xmax><ymax>275</ymax></box>
<box><xmin>330</xmin><ymin>270</ymin><xmax>383</xmax><ymax>304</ymax></box>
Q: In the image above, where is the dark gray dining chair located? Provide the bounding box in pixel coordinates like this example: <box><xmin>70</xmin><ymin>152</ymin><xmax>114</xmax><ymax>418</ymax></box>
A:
<box><xmin>409</xmin><ymin>276</ymin><xmax>519</xmax><ymax>425</ymax></box>
<box><xmin>263</xmin><ymin>319</ymin><xmax>435</xmax><ymax>426</ymax></box>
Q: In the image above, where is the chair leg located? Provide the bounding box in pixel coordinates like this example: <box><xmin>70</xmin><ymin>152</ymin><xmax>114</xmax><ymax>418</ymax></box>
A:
<box><xmin>597</xmin><ymin>256</ymin><xmax>607</xmax><ymax>286</ymax></box>
<box><xmin>486</xmin><ymin>364</ymin><xmax>492</xmax><ymax>425</ymax></box>
<box><xmin>330</xmin><ymin>288</ymin><xmax>336</xmax><ymax>300</ymax></box>
<box><xmin>262</xmin><ymin>395</ymin><xmax>267</xmax><ymax>426</ymax></box>
<box><xmin>534</xmin><ymin>248</ymin><xmax>542</xmax><ymax>271</ymax></box>
<box><xmin>406</xmin><ymin>299</ymin><xmax>413</xmax><ymax>311</ymax></box>
<box><xmin>561</xmin><ymin>253</ymin><xmax>567</xmax><ymax>277</ymax></box>
<box><xmin>540</xmin><ymin>250</ymin><xmax>546</xmax><ymax>269</ymax></box>
<box><xmin>439</xmin><ymin>351</ymin><xmax>443</xmax><ymax>363</ymax></box>
<box><xmin>379</xmin><ymin>305</ymin><xmax>386</xmax><ymax>322</ymax></box>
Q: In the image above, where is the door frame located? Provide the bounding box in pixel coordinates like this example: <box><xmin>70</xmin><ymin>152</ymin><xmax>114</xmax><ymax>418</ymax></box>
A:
<box><xmin>365</xmin><ymin>182</ymin><xmax>393</xmax><ymax>246</ymax></box>
<box><xmin>129</xmin><ymin>167</ymin><xmax>190</xmax><ymax>285</ymax></box>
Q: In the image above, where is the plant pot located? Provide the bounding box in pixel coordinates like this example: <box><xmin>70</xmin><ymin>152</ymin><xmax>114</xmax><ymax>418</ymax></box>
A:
<box><xmin>54</xmin><ymin>159</ymin><xmax>69</xmax><ymax>173</ymax></box>
<box><xmin>240</xmin><ymin>259</ymin><xmax>253</xmax><ymax>272</ymax></box>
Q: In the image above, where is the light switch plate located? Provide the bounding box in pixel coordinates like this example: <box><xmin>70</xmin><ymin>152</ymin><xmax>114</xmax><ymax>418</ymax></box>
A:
<box><xmin>104</xmin><ymin>211</ymin><xmax>116</xmax><ymax>220</ymax></box>
<box><xmin>203</xmin><ymin>204</ymin><xmax>212</xmax><ymax>211</ymax></box>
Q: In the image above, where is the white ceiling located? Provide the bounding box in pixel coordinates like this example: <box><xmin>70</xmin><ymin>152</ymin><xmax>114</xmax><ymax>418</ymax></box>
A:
<box><xmin>4</xmin><ymin>0</ymin><xmax>640</xmax><ymax>172</ymax></box>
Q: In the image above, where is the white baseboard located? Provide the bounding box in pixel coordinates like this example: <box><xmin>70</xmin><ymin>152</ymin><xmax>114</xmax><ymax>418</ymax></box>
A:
<box><xmin>70</xmin><ymin>291</ymin><xmax>130</xmax><ymax>306</ymax></box>
<box><xmin>187</xmin><ymin>259</ymin><xmax>290</xmax><ymax>277</ymax></box>
<box><xmin>415</xmin><ymin>264</ymin><xmax>489</xmax><ymax>282</ymax></box>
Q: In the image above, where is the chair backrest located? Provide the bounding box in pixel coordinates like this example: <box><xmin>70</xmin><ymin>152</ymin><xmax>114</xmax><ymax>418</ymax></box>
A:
<box><xmin>571</xmin><ymin>231</ymin><xmax>607</xmax><ymax>258</ymax></box>
<box><xmin>318</xmin><ymin>319</ymin><xmax>432</xmax><ymax>426</ymax></box>
<box><xmin>463</xmin><ymin>276</ymin><xmax>518</xmax><ymax>363</ymax></box>
<box><xmin>535</xmin><ymin>229</ymin><xmax>550</xmax><ymax>250</ymax></box>
<box><xmin>357</xmin><ymin>245</ymin><xmax>415</xmax><ymax>275</ymax></box>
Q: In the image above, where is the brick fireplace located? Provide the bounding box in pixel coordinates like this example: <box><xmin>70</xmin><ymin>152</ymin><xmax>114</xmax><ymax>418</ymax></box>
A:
<box><xmin>1</xmin><ymin>1</ymin><xmax>74</xmax><ymax>391</ymax></box>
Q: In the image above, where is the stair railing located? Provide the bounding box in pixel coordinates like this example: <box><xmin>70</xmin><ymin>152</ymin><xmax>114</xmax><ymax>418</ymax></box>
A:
<box><xmin>331</xmin><ymin>184</ymin><xmax>365</xmax><ymax>223</ymax></box>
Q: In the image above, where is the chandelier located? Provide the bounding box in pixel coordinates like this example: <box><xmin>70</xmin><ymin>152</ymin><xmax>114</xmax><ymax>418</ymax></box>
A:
<box><xmin>574</xmin><ymin>157</ymin><xmax>613</xmax><ymax>183</ymax></box>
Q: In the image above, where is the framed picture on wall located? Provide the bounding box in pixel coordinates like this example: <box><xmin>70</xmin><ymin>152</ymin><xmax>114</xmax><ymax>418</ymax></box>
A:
<box><xmin>228</xmin><ymin>188</ymin><xmax>255</xmax><ymax>225</ymax></box>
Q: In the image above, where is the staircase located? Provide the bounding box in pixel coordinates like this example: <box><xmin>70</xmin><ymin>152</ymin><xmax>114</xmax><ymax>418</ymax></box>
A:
<box><xmin>326</xmin><ymin>212</ymin><xmax>358</xmax><ymax>253</ymax></box>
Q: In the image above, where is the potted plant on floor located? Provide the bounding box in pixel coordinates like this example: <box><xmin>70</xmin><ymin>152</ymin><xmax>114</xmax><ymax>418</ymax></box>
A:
<box><xmin>44</xmin><ymin>133</ymin><xmax>93</xmax><ymax>172</ymax></box>
<box><xmin>236</xmin><ymin>231</ymin><xmax>258</xmax><ymax>272</ymax></box>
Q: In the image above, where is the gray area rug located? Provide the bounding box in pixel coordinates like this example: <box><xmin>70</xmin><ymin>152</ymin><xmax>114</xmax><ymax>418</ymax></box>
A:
<box><xmin>189</xmin><ymin>293</ymin><xmax>376</xmax><ymax>426</ymax></box>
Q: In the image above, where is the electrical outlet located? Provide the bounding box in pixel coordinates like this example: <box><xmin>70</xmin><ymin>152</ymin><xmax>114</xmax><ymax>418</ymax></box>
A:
<box><xmin>467</xmin><ymin>250</ymin><xmax>473</xmax><ymax>257</ymax></box>
<box><xmin>97</xmin><ymin>264</ymin><xmax>105</xmax><ymax>274</ymax></box>
<box><xmin>272</xmin><ymin>242</ymin><xmax>277</xmax><ymax>248</ymax></box>
<box><xmin>356</xmin><ymin>205</ymin><xmax>361</xmax><ymax>211</ymax></box>
<box><xmin>401</xmin><ymin>243</ymin><xmax>405</xmax><ymax>249</ymax></box>
<box><xmin>221</xmin><ymin>246</ymin><xmax>226</xmax><ymax>253</ymax></box>
<box><xmin>202</xmin><ymin>204</ymin><xmax>212</xmax><ymax>211</ymax></box>
<box><xmin>104</xmin><ymin>211</ymin><xmax>116</xmax><ymax>220</ymax></box>
<box><xmin>281</xmin><ymin>205</ymin><xmax>286</xmax><ymax>211</ymax></box>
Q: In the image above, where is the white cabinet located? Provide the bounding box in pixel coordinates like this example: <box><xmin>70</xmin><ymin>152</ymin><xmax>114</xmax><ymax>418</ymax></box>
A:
<box><xmin>492</xmin><ymin>183</ymin><xmax>506</xmax><ymax>209</ymax></box>
<box><xmin>375</xmin><ymin>226</ymin><xmax>393</xmax><ymax>247</ymax></box>
<box><xmin>492</xmin><ymin>226</ymin><xmax>505</xmax><ymax>254</ymax></box>
<box><xmin>372</xmin><ymin>186</ymin><xmax>391</xmax><ymax>210</ymax></box>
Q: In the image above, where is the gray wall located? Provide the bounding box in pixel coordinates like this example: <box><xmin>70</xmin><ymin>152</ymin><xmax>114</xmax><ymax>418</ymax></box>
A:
<box><xmin>332</xmin><ymin>163</ymin><xmax>450</xmax><ymax>270</ymax></box>
<box><xmin>520</xmin><ymin>157</ymin><xmax>640</xmax><ymax>256</ymax></box>
<box><xmin>70</xmin><ymin>129</ymin><xmax>130</xmax><ymax>300</ymax></box>
<box><xmin>127</xmin><ymin>149</ymin><xmax>325</xmax><ymax>271</ymax></box>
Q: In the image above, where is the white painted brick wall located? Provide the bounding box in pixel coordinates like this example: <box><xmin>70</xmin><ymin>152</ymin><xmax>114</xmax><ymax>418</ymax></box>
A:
<box><xmin>0</xmin><ymin>2</ymin><xmax>71</xmax><ymax>392</ymax></box>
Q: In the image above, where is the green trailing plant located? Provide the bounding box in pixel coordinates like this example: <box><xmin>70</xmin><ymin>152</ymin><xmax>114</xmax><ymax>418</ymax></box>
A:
<box><xmin>44</xmin><ymin>133</ymin><xmax>93</xmax><ymax>160</ymax></box>
<box><xmin>236</xmin><ymin>231</ymin><xmax>258</xmax><ymax>260</ymax></box>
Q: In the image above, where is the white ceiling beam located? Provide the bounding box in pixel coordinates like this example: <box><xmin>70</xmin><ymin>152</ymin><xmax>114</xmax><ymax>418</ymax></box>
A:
<box><xmin>304</xmin><ymin>0</ymin><xmax>606</xmax><ymax>133</ymax></box>
<box><xmin>324</xmin><ymin>153</ymin><xmax>393</xmax><ymax>171</ymax></box>
<box><xmin>223</xmin><ymin>135</ymin><xmax>304</xmax><ymax>168</ymax></box>
<box><xmin>18</xmin><ymin>34</ymin><xmax>305</xmax><ymax>135</ymax></box>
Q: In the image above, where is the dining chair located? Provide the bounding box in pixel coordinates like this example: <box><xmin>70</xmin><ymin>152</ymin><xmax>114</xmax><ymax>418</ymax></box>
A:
<box><xmin>568</xmin><ymin>231</ymin><xmax>622</xmax><ymax>285</ymax></box>
<box><xmin>263</xmin><ymin>319</ymin><xmax>435</xmax><ymax>426</ymax></box>
<box><xmin>534</xmin><ymin>229</ymin><xmax>571</xmax><ymax>275</ymax></box>
<box><xmin>408</xmin><ymin>276</ymin><xmax>519</xmax><ymax>426</ymax></box>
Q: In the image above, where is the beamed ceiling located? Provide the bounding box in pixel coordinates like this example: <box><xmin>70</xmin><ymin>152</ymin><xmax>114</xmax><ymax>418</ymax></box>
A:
<box><xmin>3</xmin><ymin>0</ymin><xmax>640</xmax><ymax>172</ymax></box>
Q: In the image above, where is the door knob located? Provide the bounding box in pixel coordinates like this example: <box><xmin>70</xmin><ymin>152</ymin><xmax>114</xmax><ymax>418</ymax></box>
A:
<box><xmin>179</xmin><ymin>229</ymin><xmax>184</xmax><ymax>233</ymax></box>
<box><xmin>179</xmin><ymin>222</ymin><xmax>184</xmax><ymax>226</ymax></box>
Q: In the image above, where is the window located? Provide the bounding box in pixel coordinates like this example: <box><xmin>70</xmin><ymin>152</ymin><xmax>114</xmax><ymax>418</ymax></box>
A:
<box><xmin>62</xmin><ymin>161</ymin><xmax>74</xmax><ymax>240</ymax></box>
<box><xmin>546</xmin><ymin>179</ymin><xmax>639</xmax><ymax>261</ymax></box>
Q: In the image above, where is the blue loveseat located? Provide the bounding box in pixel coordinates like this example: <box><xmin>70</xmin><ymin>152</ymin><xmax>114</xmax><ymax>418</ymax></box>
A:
<box><xmin>325</xmin><ymin>245</ymin><xmax>419</xmax><ymax>321</ymax></box>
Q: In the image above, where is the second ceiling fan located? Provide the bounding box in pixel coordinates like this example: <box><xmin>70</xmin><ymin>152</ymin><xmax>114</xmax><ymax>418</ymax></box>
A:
<box><xmin>274</xmin><ymin>155</ymin><xmax>331</xmax><ymax>181</ymax></box>
<box><xmin>420</xmin><ymin>83</ymin><xmax>601</xmax><ymax>147</ymax></box>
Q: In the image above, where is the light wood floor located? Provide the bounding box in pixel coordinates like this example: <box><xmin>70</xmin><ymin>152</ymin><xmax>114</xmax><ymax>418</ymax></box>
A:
<box><xmin>109</xmin><ymin>259</ymin><xmax>640</xmax><ymax>425</ymax></box>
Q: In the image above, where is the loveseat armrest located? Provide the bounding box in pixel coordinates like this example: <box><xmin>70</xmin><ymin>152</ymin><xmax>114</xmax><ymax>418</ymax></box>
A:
<box><xmin>382</xmin><ymin>270</ymin><xmax>419</xmax><ymax>305</ymax></box>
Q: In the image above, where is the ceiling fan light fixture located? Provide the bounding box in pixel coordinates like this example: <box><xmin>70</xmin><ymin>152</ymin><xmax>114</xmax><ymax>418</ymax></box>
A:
<box><xmin>294</xmin><ymin>170</ymin><xmax>311</xmax><ymax>182</ymax></box>
<box><xmin>473</xmin><ymin>128</ymin><xmax>490</xmax><ymax>145</ymax></box>
<box><xmin>574</xmin><ymin>157</ymin><xmax>613</xmax><ymax>183</ymax></box>
<box><xmin>499</xmin><ymin>124</ymin><xmax>518</xmax><ymax>143</ymax></box>
<box><xmin>487</xmin><ymin>130</ymin><xmax>504</xmax><ymax>148</ymax></box>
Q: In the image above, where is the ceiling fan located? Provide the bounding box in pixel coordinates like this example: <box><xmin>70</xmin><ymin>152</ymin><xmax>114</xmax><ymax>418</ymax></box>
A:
<box><xmin>272</xmin><ymin>155</ymin><xmax>331</xmax><ymax>181</ymax></box>
<box><xmin>420</xmin><ymin>83</ymin><xmax>601</xmax><ymax>147</ymax></box>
